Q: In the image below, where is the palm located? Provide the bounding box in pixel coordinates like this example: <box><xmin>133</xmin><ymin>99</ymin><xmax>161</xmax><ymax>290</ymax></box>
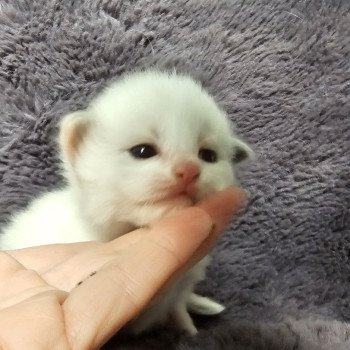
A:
<box><xmin>0</xmin><ymin>253</ymin><xmax>70</xmax><ymax>349</ymax></box>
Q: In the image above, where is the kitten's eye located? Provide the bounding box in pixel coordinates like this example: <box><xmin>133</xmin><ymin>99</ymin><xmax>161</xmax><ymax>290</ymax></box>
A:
<box><xmin>129</xmin><ymin>144</ymin><xmax>158</xmax><ymax>159</ymax></box>
<box><xmin>198</xmin><ymin>148</ymin><xmax>218</xmax><ymax>163</ymax></box>
<box><xmin>233</xmin><ymin>146</ymin><xmax>249</xmax><ymax>163</ymax></box>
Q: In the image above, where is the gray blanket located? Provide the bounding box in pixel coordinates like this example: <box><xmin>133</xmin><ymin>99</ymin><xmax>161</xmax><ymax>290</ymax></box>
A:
<box><xmin>0</xmin><ymin>0</ymin><xmax>349</xmax><ymax>349</ymax></box>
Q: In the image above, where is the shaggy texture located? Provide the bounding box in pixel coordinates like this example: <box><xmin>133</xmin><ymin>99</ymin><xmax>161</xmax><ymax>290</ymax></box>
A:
<box><xmin>0</xmin><ymin>0</ymin><xmax>349</xmax><ymax>348</ymax></box>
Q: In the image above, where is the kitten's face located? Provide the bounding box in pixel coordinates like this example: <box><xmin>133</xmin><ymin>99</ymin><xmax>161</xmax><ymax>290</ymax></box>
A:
<box><xmin>60</xmin><ymin>72</ymin><xmax>251</xmax><ymax>230</ymax></box>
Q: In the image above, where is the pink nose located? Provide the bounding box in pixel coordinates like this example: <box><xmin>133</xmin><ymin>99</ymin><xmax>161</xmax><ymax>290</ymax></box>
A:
<box><xmin>174</xmin><ymin>161</ymin><xmax>200</xmax><ymax>185</ymax></box>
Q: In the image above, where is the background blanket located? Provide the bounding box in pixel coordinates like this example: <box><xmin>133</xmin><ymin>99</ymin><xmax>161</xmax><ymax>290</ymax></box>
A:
<box><xmin>0</xmin><ymin>0</ymin><xmax>349</xmax><ymax>349</ymax></box>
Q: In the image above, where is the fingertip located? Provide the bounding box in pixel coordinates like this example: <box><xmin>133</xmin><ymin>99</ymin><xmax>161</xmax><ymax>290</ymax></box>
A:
<box><xmin>219</xmin><ymin>186</ymin><xmax>247</xmax><ymax>208</ymax></box>
<box><xmin>197</xmin><ymin>186</ymin><xmax>247</xmax><ymax>225</ymax></box>
<box><xmin>157</xmin><ymin>206</ymin><xmax>213</xmax><ymax>240</ymax></box>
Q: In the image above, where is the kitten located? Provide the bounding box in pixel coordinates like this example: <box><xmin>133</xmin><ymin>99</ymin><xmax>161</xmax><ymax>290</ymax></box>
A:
<box><xmin>0</xmin><ymin>70</ymin><xmax>252</xmax><ymax>335</ymax></box>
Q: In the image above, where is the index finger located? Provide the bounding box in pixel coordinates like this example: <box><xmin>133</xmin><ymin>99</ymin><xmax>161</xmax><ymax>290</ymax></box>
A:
<box><xmin>156</xmin><ymin>186</ymin><xmax>247</xmax><ymax>290</ymax></box>
<box><xmin>194</xmin><ymin>186</ymin><xmax>247</xmax><ymax>260</ymax></box>
<box><xmin>62</xmin><ymin>206</ymin><xmax>213</xmax><ymax>350</ymax></box>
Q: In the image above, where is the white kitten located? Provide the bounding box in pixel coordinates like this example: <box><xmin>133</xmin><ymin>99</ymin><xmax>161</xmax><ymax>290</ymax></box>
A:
<box><xmin>0</xmin><ymin>70</ymin><xmax>252</xmax><ymax>335</ymax></box>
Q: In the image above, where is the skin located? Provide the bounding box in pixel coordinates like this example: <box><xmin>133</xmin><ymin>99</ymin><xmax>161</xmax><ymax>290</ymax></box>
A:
<box><xmin>0</xmin><ymin>187</ymin><xmax>246</xmax><ymax>350</ymax></box>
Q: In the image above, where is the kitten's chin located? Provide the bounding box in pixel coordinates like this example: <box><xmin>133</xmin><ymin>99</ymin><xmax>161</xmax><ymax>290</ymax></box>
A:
<box><xmin>157</xmin><ymin>194</ymin><xmax>194</xmax><ymax>208</ymax></box>
<box><xmin>132</xmin><ymin>194</ymin><xmax>194</xmax><ymax>227</ymax></box>
<box><xmin>151</xmin><ymin>194</ymin><xmax>195</xmax><ymax>220</ymax></box>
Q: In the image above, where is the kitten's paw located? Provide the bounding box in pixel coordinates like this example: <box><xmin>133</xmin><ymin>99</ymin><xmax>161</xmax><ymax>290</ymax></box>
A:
<box><xmin>187</xmin><ymin>293</ymin><xmax>225</xmax><ymax>315</ymax></box>
<box><xmin>171</xmin><ymin>304</ymin><xmax>198</xmax><ymax>335</ymax></box>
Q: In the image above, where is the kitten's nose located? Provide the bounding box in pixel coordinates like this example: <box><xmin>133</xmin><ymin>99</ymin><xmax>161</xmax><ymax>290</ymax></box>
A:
<box><xmin>174</xmin><ymin>161</ymin><xmax>200</xmax><ymax>185</ymax></box>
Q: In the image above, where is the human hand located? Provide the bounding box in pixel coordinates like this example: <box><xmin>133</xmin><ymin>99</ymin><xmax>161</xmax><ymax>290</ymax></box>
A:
<box><xmin>0</xmin><ymin>187</ymin><xmax>246</xmax><ymax>350</ymax></box>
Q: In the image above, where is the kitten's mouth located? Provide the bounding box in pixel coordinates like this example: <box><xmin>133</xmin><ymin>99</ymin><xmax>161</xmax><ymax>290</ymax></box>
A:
<box><xmin>137</xmin><ymin>181</ymin><xmax>200</xmax><ymax>207</ymax></box>
<box><xmin>139</xmin><ymin>187</ymin><xmax>197</xmax><ymax>207</ymax></box>
<box><xmin>156</xmin><ymin>192</ymin><xmax>195</xmax><ymax>206</ymax></box>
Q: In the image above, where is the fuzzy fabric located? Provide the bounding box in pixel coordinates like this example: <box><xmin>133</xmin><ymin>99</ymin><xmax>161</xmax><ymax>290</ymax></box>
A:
<box><xmin>0</xmin><ymin>0</ymin><xmax>349</xmax><ymax>349</ymax></box>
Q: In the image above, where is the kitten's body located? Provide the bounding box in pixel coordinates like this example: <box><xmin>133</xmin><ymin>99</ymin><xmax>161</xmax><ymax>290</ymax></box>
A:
<box><xmin>0</xmin><ymin>70</ymin><xmax>251</xmax><ymax>334</ymax></box>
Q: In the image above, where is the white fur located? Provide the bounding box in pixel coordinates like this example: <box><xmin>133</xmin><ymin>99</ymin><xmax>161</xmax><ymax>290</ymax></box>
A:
<box><xmin>0</xmin><ymin>70</ymin><xmax>252</xmax><ymax>334</ymax></box>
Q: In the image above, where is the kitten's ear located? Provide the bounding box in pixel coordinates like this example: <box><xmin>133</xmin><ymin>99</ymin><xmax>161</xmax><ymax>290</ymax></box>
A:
<box><xmin>232</xmin><ymin>139</ymin><xmax>254</xmax><ymax>164</ymax></box>
<box><xmin>59</xmin><ymin>110</ymin><xmax>91</xmax><ymax>163</ymax></box>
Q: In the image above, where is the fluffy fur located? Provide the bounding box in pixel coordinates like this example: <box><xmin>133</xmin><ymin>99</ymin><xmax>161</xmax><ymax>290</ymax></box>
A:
<box><xmin>0</xmin><ymin>70</ymin><xmax>251</xmax><ymax>334</ymax></box>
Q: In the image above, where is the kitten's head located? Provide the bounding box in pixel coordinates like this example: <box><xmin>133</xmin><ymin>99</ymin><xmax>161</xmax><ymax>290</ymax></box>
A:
<box><xmin>59</xmin><ymin>71</ymin><xmax>252</xmax><ymax>233</ymax></box>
